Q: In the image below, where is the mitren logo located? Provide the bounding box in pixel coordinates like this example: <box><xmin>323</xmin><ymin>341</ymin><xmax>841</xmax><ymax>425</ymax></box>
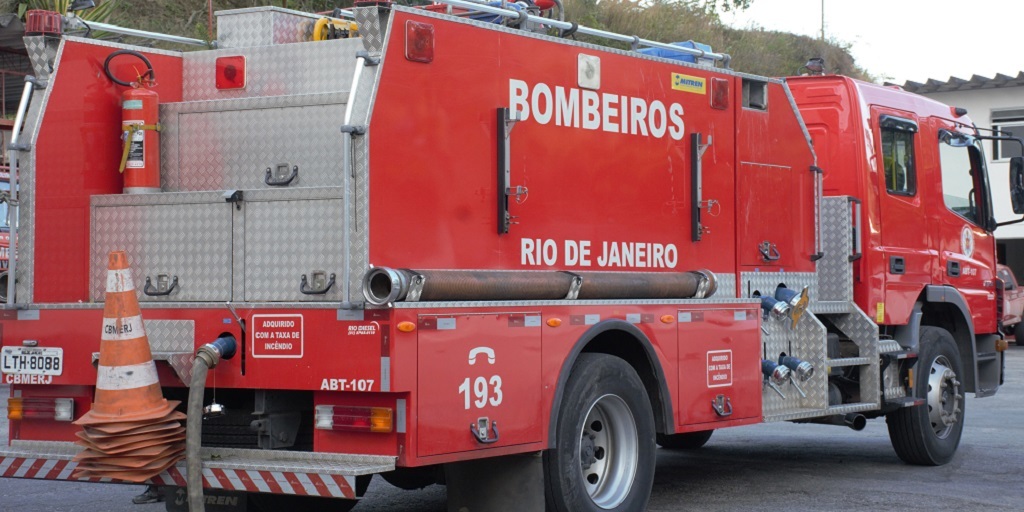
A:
<box><xmin>251</xmin><ymin>314</ymin><xmax>303</xmax><ymax>358</ymax></box>
<box><xmin>509</xmin><ymin>79</ymin><xmax>686</xmax><ymax>140</ymax></box>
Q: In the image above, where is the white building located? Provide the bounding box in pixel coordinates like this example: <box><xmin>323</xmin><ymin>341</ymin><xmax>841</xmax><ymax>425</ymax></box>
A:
<box><xmin>900</xmin><ymin>74</ymin><xmax>1024</xmax><ymax>274</ymax></box>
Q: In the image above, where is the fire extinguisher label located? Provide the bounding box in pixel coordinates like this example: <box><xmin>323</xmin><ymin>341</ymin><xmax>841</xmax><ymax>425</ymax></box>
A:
<box><xmin>125</xmin><ymin>120</ymin><xmax>145</xmax><ymax>169</ymax></box>
<box><xmin>122</xmin><ymin>99</ymin><xmax>143</xmax><ymax>110</ymax></box>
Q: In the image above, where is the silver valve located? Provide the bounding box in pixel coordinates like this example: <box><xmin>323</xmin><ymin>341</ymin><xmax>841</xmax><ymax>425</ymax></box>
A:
<box><xmin>779</xmin><ymin>355</ymin><xmax>815</xmax><ymax>382</ymax></box>
<box><xmin>758</xmin><ymin>295</ymin><xmax>791</xmax><ymax>322</ymax></box>
<box><xmin>761</xmin><ymin>360</ymin><xmax>790</xmax><ymax>398</ymax></box>
<box><xmin>774</xmin><ymin>285</ymin><xmax>810</xmax><ymax>328</ymax></box>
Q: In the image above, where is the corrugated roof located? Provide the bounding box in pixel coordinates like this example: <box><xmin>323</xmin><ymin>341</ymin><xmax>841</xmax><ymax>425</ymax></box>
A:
<box><xmin>892</xmin><ymin>72</ymin><xmax>1024</xmax><ymax>93</ymax></box>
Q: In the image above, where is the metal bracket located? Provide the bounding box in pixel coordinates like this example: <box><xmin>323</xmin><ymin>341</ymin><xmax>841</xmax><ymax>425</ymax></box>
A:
<box><xmin>759</xmin><ymin>241</ymin><xmax>781</xmax><ymax>262</ymax></box>
<box><xmin>691</xmin><ymin>133</ymin><xmax>713</xmax><ymax>241</ymax></box>
<box><xmin>355</xmin><ymin>50</ymin><xmax>381</xmax><ymax>66</ymax></box>
<box><xmin>766</xmin><ymin>379</ymin><xmax>787</xmax><ymax>399</ymax></box>
<box><xmin>470</xmin><ymin>417</ymin><xmax>499</xmax><ymax>444</ymax></box>
<box><xmin>405</xmin><ymin>271</ymin><xmax>426</xmax><ymax>302</ymax></box>
<box><xmin>340</xmin><ymin>124</ymin><xmax>367</xmax><ymax>135</ymax></box>
<box><xmin>711</xmin><ymin>395</ymin><xmax>733</xmax><ymax>417</ymax></box>
<box><xmin>143</xmin><ymin>275</ymin><xmax>178</xmax><ymax>296</ymax></box>
<box><xmin>300</xmin><ymin>272</ymin><xmax>336</xmax><ymax>295</ymax></box>
<box><xmin>6</xmin><ymin>142</ymin><xmax>30</xmax><ymax>152</ymax></box>
<box><xmin>497</xmin><ymin>107</ymin><xmax>527</xmax><ymax>234</ymax></box>
<box><xmin>223</xmin><ymin>189</ymin><xmax>243</xmax><ymax>210</ymax></box>
<box><xmin>265</xmin><ymin>163</ymin><xmax>298</xmax><ymax>187</ymax></box>
<box><xmin>561</xmin><ymin>272</ymin><xmax>583</xmax><ymax>300</ymax></box>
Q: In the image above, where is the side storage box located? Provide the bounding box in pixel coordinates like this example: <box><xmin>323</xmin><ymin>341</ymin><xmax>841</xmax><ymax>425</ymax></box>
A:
<box><xmin>160</xmin><ymin>93</ymin><xmax>348</xmax><ymax>192</ymax></box>
<box><xmin>91</xmin><ymin>192</ymin><xmax>234</xmax><ymax>302</ymax></box>
<box><xmin>242</xmin><ymin>188</ymin><xmax>347</xmax><ymax>302</ymax></box>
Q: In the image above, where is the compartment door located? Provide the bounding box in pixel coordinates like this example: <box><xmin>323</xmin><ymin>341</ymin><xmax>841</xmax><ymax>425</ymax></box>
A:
<box><xmin>676</xmin><ymin>307</ymin><xmax>762</xmax><ymax>427</ymax></box>
<box><xmin>243</xmin><ymin>197</ymin><xmax>346</xmax><ymax>302</ymax></box>
<box><xmin>91</xmin><ymin>202</ymin><xmax>233</xmax><ymax>302</ymax></box>
<box><xmin>417</xmin><ymin>313</ymin><xmax>542</xmax><ymax>457</ymax></box>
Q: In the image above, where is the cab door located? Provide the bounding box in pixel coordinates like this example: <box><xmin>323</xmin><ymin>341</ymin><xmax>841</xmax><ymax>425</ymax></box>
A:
<box><xmin>929</xmin><ymin>122</ymin><xmax>998</xmax><ymax>333</ymax></box>
<box><xmin>871</xmin><ymin>109</ymin><xmax>932</xmax><ymax>324</ymax></box>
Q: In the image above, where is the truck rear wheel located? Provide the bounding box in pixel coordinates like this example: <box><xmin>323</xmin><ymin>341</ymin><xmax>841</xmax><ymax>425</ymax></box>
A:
<box><xmin>886</xmin><ymin>326</ymin><xmax>965</xmax><ymax>465</ymax></box>
<box><xmin>544</xmin><ymin>353</ymin><xmax>656</xmax><ymax>512</ymax></box>
<box><xmin>657</xmin><ymin>429</ymin><xmax>714</xmax><ymax>450</ymax></box>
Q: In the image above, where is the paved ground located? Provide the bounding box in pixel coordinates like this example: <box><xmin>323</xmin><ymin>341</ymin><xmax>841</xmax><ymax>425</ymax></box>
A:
<box><xmin>3</xmin><ymin>344</ymin><xmax>1024</xmax><ymax>511</ymax></box>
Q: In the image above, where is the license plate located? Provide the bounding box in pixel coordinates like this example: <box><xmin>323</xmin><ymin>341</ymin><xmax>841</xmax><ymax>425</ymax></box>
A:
<box><xmin>1</xmin><ymin>346</ymin><xmax>64</xmax><ymax>376</ymax></box>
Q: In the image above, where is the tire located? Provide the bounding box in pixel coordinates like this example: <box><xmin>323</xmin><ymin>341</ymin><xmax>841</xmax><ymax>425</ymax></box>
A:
<box><xmin>248</xmin><ymin>475</ymin><xmax>371</xmax><ymax>512</ymax></box>
<box><xmin>886</xmin><ymin>326</ymin><xmax>965</xmax><ymax>465</ymax></box>
<box><xmin>1014</xmin><ymin>322</ymin><xmax>1024</xmax><ymax>345</ymax></box>
<box><xmin>544</xmin><ymin>353</ymin><xmax>656</xmax><ymax>512</ymax></box>
<box><xmin>656</xmin><ymin>429</ymin><xmax>714</xmax><ymax>450</ymax></box>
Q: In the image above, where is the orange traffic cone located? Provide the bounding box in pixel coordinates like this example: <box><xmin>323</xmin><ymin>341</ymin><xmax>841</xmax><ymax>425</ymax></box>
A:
<box><xmin>72</xmin><ymin>251</ymin><xmax>186</xmax><ymax>482</ymax></box>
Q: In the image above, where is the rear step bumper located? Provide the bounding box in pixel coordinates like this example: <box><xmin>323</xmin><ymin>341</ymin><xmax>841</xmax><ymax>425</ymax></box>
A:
<box><xmin>0</xmin><ymin>441</ymin><xmax>395</xmax><ymax>498</ymax></box>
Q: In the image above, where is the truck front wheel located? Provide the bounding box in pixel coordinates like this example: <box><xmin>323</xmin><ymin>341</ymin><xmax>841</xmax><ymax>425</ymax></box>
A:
<box><xmin>544</xmin><ymin>353</ymin><xmax>656</xmax><ymax>512</ymax></box>
<box><xmin>886</xmin><ymin>326</ymin><xmax>965</xmax><ymax>465</ymax></box>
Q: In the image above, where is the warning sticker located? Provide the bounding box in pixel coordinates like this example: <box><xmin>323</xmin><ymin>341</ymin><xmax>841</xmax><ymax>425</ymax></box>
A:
<box><xmin>251</xmin><ymin>314</ymin><xmax>303</xmax><ymax>358</ymax></box>
<box><xmin>706</xmin><ymin>350</ymin><xmax>732</xmax><ymax>388</ymax></box>
<box><xmin>124</xmin><ymin>120</ymin><xmax>145</xmax><ymax>169</ymax></box>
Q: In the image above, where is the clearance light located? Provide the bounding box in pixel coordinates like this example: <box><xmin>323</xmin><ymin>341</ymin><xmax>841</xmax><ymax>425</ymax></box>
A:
<box><xmin>996</xmin><ymin>338</ymin><xmax>1009</xmax><ymax>352</ymax></box>
<box><xmin>215</xmin><ymin>56</ymin><xmax>246</xmax><ymax>90</ymax></box>
<box><xmin>405</xmin><ymin>20</ymin><xmax>434</xmax><ymax>63</ymax></box>
<box><xmin>660</xmin><ymin>315</ymin><xmax>674</xmax><ymax>324</ymax></box>
<box><xmin>711</xmin><ymin>77</ymin><xmax>729</xmax><ymax>110</ymax></box>
<box><xmin>397</xmin><ymin>321</ymin><xmax>416</xmax><ymax>333</ymax></box>
<box><xmin>546</xmin><ymin>318</ymin><xmax>562</xmax><ymax>328</ymax></box>
<box><xmin>7</xmin><ymin>398</ymin><xmax>74</xmax><ymax>422</ymax></box>
<box><xmin>315</xmin><ymin>405</ymin><xmax>393</xmax><ymax>433</ymax></box>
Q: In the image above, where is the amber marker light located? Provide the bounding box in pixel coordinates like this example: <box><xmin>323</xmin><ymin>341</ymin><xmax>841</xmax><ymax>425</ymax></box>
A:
<box><xmin>546</xmin><ymin>318</ymin><xmax>562</xmax><ymax>327</ymax></box>
<box><xmin>660</xmin><ymin>315</ymin><xmax>674</xmax><ymax>324</ymax></box>
<box><xmin>996</xmin><ymin>338</ymin><xmax>1009</xmax><ymax>352</ymax></box>
<box><xmin>397</xmin><ymin>321</ymin><xmax>416</xmax><ymax>333</ymax></box>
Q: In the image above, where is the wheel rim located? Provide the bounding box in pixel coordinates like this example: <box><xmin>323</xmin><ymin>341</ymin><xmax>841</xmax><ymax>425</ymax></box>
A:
<box><xmin>926</xmin><ymin>355</ymin><xmax>962</xmax><ymax>439</ymax></box>
<box><xmin>578</xmin><ymin>394</ymin><xmax>638</xmax><ymax>509</ymax></box>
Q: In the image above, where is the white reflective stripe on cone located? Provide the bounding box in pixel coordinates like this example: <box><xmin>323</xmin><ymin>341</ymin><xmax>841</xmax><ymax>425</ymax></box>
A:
<box><xmin>100</xmin><ymin>315</ymin><xmax>146</xmax><ymax>341</ymax></box>
<box><xmin>96</xmin><ymin>361</ymin><xmax>160</xmax><ymax>391</ymax></box>
<box><xmin>105</xmin><ymin>268</ymin><xmax>136</xmax><ymax>293</ymax></box>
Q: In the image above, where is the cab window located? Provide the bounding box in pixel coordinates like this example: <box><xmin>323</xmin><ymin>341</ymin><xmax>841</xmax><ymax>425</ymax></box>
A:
<box><xmin>938</xmin><ymin>130</ymin><xmax>990</xmax><ymax>228</ymax></box>
<box><xmin>879</xmin><ymin>115</ymin><xmax>917</xmax><ymax>195</ymax></box>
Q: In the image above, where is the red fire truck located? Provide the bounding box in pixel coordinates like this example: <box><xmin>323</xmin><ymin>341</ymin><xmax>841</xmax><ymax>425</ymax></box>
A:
<box><xmin>1</xmin><ymin>2</ymin><xmax>1020</xmax><ymax>511</ymax></box>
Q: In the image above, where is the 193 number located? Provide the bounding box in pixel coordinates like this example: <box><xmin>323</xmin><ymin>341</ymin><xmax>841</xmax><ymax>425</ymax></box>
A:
<box><xmin>458</xmin><ymin>375</ymin><xmax>503</xmax><ymax>410</ymax></box>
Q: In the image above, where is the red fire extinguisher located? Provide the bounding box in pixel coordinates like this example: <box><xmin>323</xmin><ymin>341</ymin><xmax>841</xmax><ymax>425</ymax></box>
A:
<box><xmin>104</xmin><ymin>50</ymin><xmax>161</xmax><ymax>194</ymax></box>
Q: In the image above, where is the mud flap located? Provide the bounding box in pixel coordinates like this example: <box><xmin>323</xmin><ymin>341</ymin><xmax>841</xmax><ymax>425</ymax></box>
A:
<box><xmin>444</xmin><ymin>452</ymin><xmax>544</xmax><ymax>512</ymax></box>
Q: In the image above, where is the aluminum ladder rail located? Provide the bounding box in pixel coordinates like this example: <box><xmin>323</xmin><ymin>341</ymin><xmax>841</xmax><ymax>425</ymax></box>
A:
<box><xmin>4</xmin><ymin>76</ymin><xmax>43</xmax><ymax>306</ymax></box>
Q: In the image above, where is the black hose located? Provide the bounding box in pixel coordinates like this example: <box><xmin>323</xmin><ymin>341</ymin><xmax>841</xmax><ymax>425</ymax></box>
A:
<box><xmin>103</xmin><ymin>49</ymin><xmax>155</xmax><ymax>87</ymax></box>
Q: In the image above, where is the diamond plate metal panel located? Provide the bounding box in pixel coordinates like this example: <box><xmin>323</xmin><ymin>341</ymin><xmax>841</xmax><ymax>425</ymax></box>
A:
<box><xmin>91</xmin><ymin>202</ymin><xmax>233</xmax><ymax>302</ymax></box>
<box><xmin>832</xmin><ymin>308</ymin><xmax>882</xmax><ymax>406</ymax></box>
<box><xmin>24</xmin><ymin>36</ymin><xmax>58</xmax><ymax>83</ymax></box>
<box><xmin>244</xmin><ymin>198</ymin><xmax>346</xmax><ymax>301</ymax></box>
<box><xmin>818</xmin><ymin>197</ymin><xmax>854</xmax><ymax>303</ymax></box>
<box><xmin>181</xmin><ymin>38</ymin><xmax>360</xmax><ymax>101</ymax></box>
<box><xmin>761</xmin><ymin>310</ymin><xmax>829</xmax><ymax>420</ymax></box>
<box><xmin>354</xmin><ymin>6</ymin><xmax>388</xmax><ymax>54</ymax></box>
<box><xmin>740</xmin><ymin>272</ymin><xmax>817</xmax><ymax>304</ymax></box>
<box><xmin>145</xmin><ymin>319</ymin><xmax>195</xmax><ymax>352</ymax></box>
<box><xmin>216</xmin><ymin>7</ymin><xmax>319</xmax><ymax>48</ymax></box>
<box><xmin>714</xmin><ymin>273</ymin><xmax>737</xmax><ymax>299</ymax></box>
<box><xmin>174</xmin><ymin>103</ymin><xmax>346</xmax><ymax>191</ymax></box>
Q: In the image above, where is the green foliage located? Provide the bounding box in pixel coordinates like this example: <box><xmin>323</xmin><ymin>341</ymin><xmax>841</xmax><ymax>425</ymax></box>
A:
<box><xmin>562</xmin><ymin>0</ymin><xmax>872</xmax><ymax>81</ymax></box>
<box><xmin>20</xmin><ymin>0</ymin><xmax>871</xmax><ymax>80</ymax></box>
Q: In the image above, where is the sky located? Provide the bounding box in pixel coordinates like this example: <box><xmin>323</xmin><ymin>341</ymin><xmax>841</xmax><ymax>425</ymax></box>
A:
<box><xmin>721</xmin><ymin>0</ymin><xmax>1023</xmax><ymax>85</ymax></box>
